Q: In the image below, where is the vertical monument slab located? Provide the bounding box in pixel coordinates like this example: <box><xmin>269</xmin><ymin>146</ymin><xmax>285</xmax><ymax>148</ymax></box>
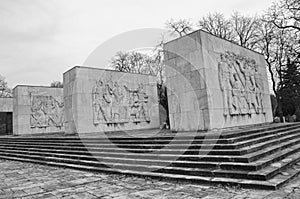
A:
<box><xmin>63</xmin><ymin>66</ymin><xmax>159</xmax><ymax>134</ymax></box>
<box><xmin>164</xmin><ymin>30</ymin><xmax>273</xmax><ymax>131</ymax></box>
<box><xmin>13</xmin><ymin>86</ymin><xmax>64</xmax><ymax>135</ymax></box>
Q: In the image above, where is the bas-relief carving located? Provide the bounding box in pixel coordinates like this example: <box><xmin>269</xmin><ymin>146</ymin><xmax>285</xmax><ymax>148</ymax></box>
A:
<box><xmin>30</xmin><ymin>93</ymin><xmax>64</xmax><ymax>128</ymax></box>
<box><xmin>218</xmin><ymin>51</ymin><xmax>265</xmax><ymax>116</ymax></box>
<box><xmin>92</xmin><ymin>79</ymin><xmax>150</xmax><ymax>126</ymax></box>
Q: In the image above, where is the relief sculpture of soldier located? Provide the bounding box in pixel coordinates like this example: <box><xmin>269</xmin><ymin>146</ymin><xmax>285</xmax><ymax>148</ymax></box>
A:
<box><xmin>230</xmin><ymin>57</ymin><xmax>245</xmax><ymax>115</ymax></box>
<box><xmin>236</xmin><ymin>58</ymin><xmax>257</xmax><ymax>114</ymax></box>
<box><xmin>218</xmin><ymin>51</ymin><xmax>265</xmax><ymax>116</ymax></box>
<box><xmin>92</xmin><ymin>79</ymin><xmax>151</xmax><ymax>126</ymax></box>
<box><xmin>30</xmin><ymin>96</ymin><xmax>48</xmax><ymax>127</ymax></box>
<box><xmin>127</xmin><ymin>83</ymin><xmax>150</xmax><ymax>122</ymax></box>
<box><xmin>45</xmin><ymin>96</ymin><xmax>64</xmax><ymax>127</ymax></box>
<box><xmin>92</xmin><ymin>80</ymin><xmax>109</xmax><ymax>124</ymax></box>
<box><xmin>138</xmin><ymin>83</ymin><xmax>150</xmax><ymax>122</ymax></box>
<box><xmin>218</xmin><ymin>54</ymin><xmax>231</xmax><ymax>116</ymax></box>
<box><xmin>126</xmin><ymin>83</ymin><xmax>150</xmax><ymax>123</ymax></box>
<box><xmin>30</xmin><ymin>95</ymin><xmax>64</xmax><ymax>128</ymax></box>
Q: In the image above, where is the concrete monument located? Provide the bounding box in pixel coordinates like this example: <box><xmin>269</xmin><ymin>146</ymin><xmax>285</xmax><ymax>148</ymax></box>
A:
<box><xmin>13</xmin><ymin>86</ymin><xmax>64</xmax><ymax>135</ymax></box>
<box><xmin>164</xmin><ymin>30</ymin><xmax>273</xmax><ymax>131</ymax></box>
<box><xmin>63</xmin><ymin>66</ymin><xmax>159</xmax><ymax>134</ymax></box>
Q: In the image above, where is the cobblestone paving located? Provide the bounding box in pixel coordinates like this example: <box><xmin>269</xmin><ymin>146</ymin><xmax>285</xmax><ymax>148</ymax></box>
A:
<box><xmin>0</xmin><ymin>159</ymin><xmax>300</xmax><ymax>199</ymax></box>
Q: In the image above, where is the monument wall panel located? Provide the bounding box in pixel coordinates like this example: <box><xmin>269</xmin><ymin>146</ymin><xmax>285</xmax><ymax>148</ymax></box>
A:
<box><xmin>63</xmin><ymin>66</ymin><xmax>160</xmax><ymax>134</ymax></box>
<box><xmin>13</xmin><ymin>86</ymin><xmax>64</xmax><ymax>135</ymax></box>
<box><xmin>164</xmin><ymin>30</ymin><xmax>273</xmax><ymax>131</ymax></box>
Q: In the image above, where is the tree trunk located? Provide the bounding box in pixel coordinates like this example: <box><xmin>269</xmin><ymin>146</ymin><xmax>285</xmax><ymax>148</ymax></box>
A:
<box><xmin>276</xmin><ymin>95</ymin><xmax>284</xmax><ymax>122</ymax></box>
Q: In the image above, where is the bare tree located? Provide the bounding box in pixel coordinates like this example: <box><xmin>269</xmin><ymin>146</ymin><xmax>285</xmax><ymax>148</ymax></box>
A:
<box><xmin>110</xmin><ymin>51</ymin><xmax>132</xmax><ymax>72</ymax></box>
<box><xmin>196</xmin><ymin>12</ymin><xmax>261</xmax><ymax>50</ymax></box>
<box><xmin>198</xmin><ymin>12</ymin><xmax>235</xmax><ymax>41</ymax></box>
<box><xmin>256</xmin><ymin>17</ymin><xmax>278</xmax><ymax>96</ymax></box>
<box><xmin>50</xmin><ymin>81</ymin><xmax>63</xmax><ymax>88</ymax></box>
<box><xmin>0</xmin><ymin>75</ymin><xmax>12</xmax><ymax>97</ymax></box>
<box><xmin>268</xmin><ymin>0</ymin><xmax>300</xmax><ymax>32</ymax></box>
<box><xmin>110</xmin><ymin>51</ymin><xmax>162</xmax><ymax>78</ymax></box>
<box><xmin>165</xmin><ymin>18</ymin><xmax>193</xmax><ymax>37</ymax></box>
<box><xmin>230</xmin><ymin>12</ymin><xmax>261</xmax><ymax>50</ymax></box>
<box><xmin>256</xmin><ymin>13</ymin><xmax>299</xmax><ymax>119</ymax></box>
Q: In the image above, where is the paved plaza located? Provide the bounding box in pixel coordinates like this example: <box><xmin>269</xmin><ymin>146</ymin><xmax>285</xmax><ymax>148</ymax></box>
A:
<box><xmin>0</xmin><ymin>159</ymin><xmax>299</xmax><ymax>199</ymax></box>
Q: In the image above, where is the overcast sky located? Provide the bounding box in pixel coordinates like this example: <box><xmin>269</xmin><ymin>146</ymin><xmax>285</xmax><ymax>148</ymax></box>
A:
<box><xmin>0</xmin><ymin>0</ymin><xmax>275</xmax><ymax>88</ymax></box>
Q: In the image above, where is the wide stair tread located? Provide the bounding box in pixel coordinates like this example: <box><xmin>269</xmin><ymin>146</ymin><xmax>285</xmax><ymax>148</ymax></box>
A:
<box><xmin>0</xmin><ymin>123</ymin><xmax>300</xmax><ymax>189</ymax></box>
<box><xmin>1</xmin><ymin>126</ymin><xmax>300</xmax><ymax>152</ymax></box>
<box><xmin>0</xmin><ymin>130</ymin><xmax>299</xmax><ymax>157</ymax></box>
<box><xmin>0</xmin><ymin>153</ymin><xmax>299</xmax><ymax>190</ymax></box>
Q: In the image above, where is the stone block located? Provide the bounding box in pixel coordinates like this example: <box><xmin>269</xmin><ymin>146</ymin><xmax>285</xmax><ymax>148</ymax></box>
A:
<box><xmin>13</xmin><ymin>86</ymin><xmax>64</xmax><ymax>135</ymax></box>
<box><xmin>164</xmin><ymin>29</ymin><xmax>273</xmax><ymax>131</ymax></box>
<box><xmin>63</xmin><ymin>66</ymin><xmax>160</xmax><ymax>134</ymax></box>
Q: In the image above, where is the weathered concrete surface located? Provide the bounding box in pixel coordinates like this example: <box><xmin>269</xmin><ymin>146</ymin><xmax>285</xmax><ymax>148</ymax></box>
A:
<box><xmin>12</xmin><ymin>86</ymin><xmax>64</xmax><ymax>135</ymax></box>
<box><xmin>63</xmin><ymin>66</ymin><xmax>159</xmax><ymax>134</ymax></box>
<box><xmin>0</xmin><ymin>159</ymin><xmax>300</xmax><ymax>199</ymax></box>
<box><xmin>164</xmin><ymin>30</ymin><xmax>273</xmax><ymax>131</ymax></box>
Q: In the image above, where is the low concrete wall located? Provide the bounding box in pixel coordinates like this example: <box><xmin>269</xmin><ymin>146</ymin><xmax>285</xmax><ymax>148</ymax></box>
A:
<box><xmin>13</xmin><ymin>86</ymin><xmax>64</xmax><ymax>135</ymax></box>
<box><xmin>64</xmin><ymin>66</ymin><xmax>160</xmax><ymax>134</ymax></box>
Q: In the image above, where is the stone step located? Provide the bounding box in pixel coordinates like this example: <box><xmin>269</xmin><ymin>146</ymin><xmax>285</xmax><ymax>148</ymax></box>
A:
<box><xmin>0</xmin><ymin>153</ymin><xmax>299</xmax><ymax>190</ymax></box>
<box><xmin>236</xmin><ymin>130</ymin><xmax>300</xmax><ymax>155</ymax></box>
<box><xmin>0</xmin><ymin>131</ymin><xmax>300</xmax><ymax>159</ymax></box>
<box><xmin>0</xmin><ymin>123</ymin><xmax>298</xmax><ymax>143</ymax></box>
<box><xmin>0</xmin><ymin>129</ymin><xmax>299</xmax><ymax>157</ymax></box>
<box><xmin>1</xmin><ymin>146</ymin><xmax>298</xmax><ymax>181</ymax></box>
<box><xmin>219</xmin><ymin>123</ymin><xmax>300</xmax><ymax>139</ymax></box>
<box><xmin>0</xmin><ymin>144</ymin><xmax>241</xmax><ymax>155</ymax></box>
<box><xmin>0</xmin><ymin>123</ymin><xmax>300</xmax><ymax>189</ymax></box>
<box><xmin>1</xmin><ymin>139</ymin><xmax>299</xmax><ymax>173</ymax></box>
<box><xmin>1</xmin><ymin>126</ymin><xmax>299</xmax><ymax>152</ymax></box>
<box><xmin>1</xmin><ymin>136</ymin><xmax>300</xmax><ymax>166</ymax></box>
<box><xmin>224</xmin><ymin>124</ymin><xmax>300</xmax><ymax>144</ymax></box>
<box><xmin>23</xmin><ymin>151</ymin><xmax>300</xmax><ymax>181</ymax></box>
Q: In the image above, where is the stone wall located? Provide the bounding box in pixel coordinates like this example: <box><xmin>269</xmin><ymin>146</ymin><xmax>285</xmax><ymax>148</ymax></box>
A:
<box><xmin>63</xmin><ymin>66</ymin><xmax>160</xmax><ymax>134</ymax></box>
<box><xmin>164</xmin><ymin>30</ymin><xmax>273</xmax><ymax>131</ymax></box>
<box><xmin>13</xmin><ymin>86</ymin><xmax>64</xmax><ymax>135</ymax></box>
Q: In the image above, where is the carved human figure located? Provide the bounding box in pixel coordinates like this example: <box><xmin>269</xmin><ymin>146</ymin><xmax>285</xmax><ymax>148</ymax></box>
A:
<box><xmin>237</xmin><ymin>58</ymin><xmax>254</xmax><ymax>114</ymax></box>
<box><xmin>92</xmin><ymin>79</ymin><xmax>151</xmax><ymax>125</ymax></box>
<box><xmin>230</xmin><ymin>73</ymin><xmax>243</xmax><ymax>115</ymax></box>
<box><xmin>111</xmin><ymin>81</ymin><xmax>124</xmax><ymax>122</ymax></box>
<box><xmin>30</xmin><ymin>96</ymin><xmax>47</xmax><ymax>127</ymax></box>
<box><xmin>30</xmin><ymin>95</ymin><xmax>64</xmax><ymax>128</ymax></box>
<box><xmin>218</xmin><ymin>52</ymin><xmax>265</xmax><ymax>117</ymax></box>
<box><xmin>45</xmin><ymin>96</ymin><xmax>54</xmax><ymax>126</ymax></box>
<box><xmin>92</xmin><ymin>80</ymin><xmax>109</xmax><ymax>124</ymax></box>
<box><xmin>137</xmin><ymin>83</ymin><xmax>150</xmax><ymax>121</ymax></box>
<box><xmin>218</xmin><ymin>54</ymin><xmax>231</xmax><ymax>116</ymax></box>
<box><xmin>244</xmin><ymin>60</ymin><xmax>261</xmax><ymax>114</ymax></box>
<box><xmin>47</xmin><ymin>97</ymin><xmax>64</xmax><ymax>127</ymax></box>
<box><xmin>252</xmin><ymin>64</ymin><xmax>264</xmax><ymax>113</ymax></box>
<box><xmin>129</xmin><ymin>91</ymin><xmax>140</xmax><ymax>121</ymax></box>
<box><xmin>222</xmin><ymin>54</ymin><xmax>241</xmax><ymax>115</ymax></box>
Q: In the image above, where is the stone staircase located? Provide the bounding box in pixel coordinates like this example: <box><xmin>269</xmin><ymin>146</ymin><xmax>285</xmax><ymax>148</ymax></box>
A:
<box><xmin>0</xmin><ymin>123</ymin><xmax>300</xmax><ymax>190</ymax></box>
